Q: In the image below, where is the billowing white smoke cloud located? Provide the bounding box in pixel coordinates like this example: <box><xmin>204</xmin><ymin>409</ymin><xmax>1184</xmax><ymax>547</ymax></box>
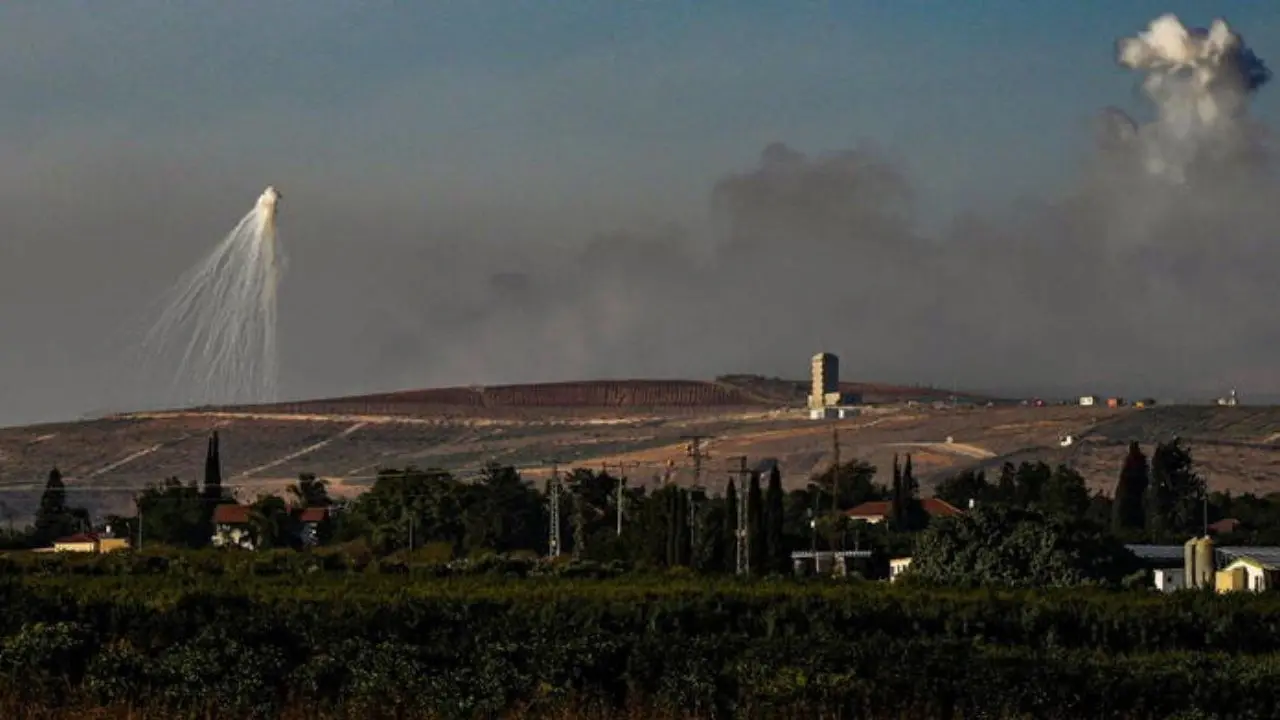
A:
<box><xmin>1114</xmin><ymin>14</ymin><xmax>1271</xmax><ymax>181</ymax></box>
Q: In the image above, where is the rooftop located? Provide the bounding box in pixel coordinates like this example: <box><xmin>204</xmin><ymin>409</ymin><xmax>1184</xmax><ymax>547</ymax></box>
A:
<box><xmin>213</xmin><ymin>504</ymin><xmax>252</xmax><ymax>525</ymax></box>
<box><xmin>846</xmin><ymin>498</ymin><xmax>963</xmax><ymax>519</ymax></box>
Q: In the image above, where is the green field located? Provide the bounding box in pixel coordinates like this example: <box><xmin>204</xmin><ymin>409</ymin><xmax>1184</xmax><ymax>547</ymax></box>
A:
<box><xmin>2</xmin><ymin>550</ymin><xmax>1279</xmax><ymax>719</ymax></box>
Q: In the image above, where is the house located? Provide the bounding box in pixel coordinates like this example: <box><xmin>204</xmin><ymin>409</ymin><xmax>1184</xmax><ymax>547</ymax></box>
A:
<box><xmin>296</xmin><ymin>507</ymin><xmax>330</xmax><ymax>547</ymax></box>
<box><xmin>1079</xmin><ymin>395</ymin><xmax>1099</xmax><ymax>407</ymax></box>
<box><xmin>889</xmin><ymin>557</ymin><xmax>913</xmax><ymax>582</ymax></box>
<box><xmin>211</xmin><ymin>504</ymin><xmax>255</xmax><ymax>550</ymax></box>
<box><xmin>846</xmin><ymin>498</ymin><xmax>964</xmax><ymax>524</ymax></box>
<box><xmin>1106</xmin><ymin>397</ymin><xmax>1125</xmax><ymax>408</ymax></box>
<box><xmin>1208</xmin><ymin>518</ymin><xmax>1241</xmax><ymax>536</ymax></box>
<box><xmin>53</xmin><ymin>533</ymin><xmax>130</xmax><ymax>554</ymax></box>
<box><xmin>1216</xmin><ymin>556</ymin><xmax>1279</xmax><ymax>593</ymax></box>
<box><xmin>211</xmin><ymin>504</ymin><xmax>331</xmax><ymax>550</ymax></box>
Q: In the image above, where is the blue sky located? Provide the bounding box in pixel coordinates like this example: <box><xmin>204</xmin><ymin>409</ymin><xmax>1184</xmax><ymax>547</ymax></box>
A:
<box><xmin>1</xmin><ymin>1</ymin><xmax>1278</xmax><ymax>425</ymax></box>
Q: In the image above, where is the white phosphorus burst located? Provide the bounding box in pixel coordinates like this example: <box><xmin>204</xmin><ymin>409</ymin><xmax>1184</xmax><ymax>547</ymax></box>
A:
<box><xmin>141</xmin><ymin>186</ymin><xmax>284</xmax><ymax>407</ymax></box>
<box><xmin>1114</xmin><ymin>14</ymin><xmax>1271</xmax><ymax>182</ymax></box>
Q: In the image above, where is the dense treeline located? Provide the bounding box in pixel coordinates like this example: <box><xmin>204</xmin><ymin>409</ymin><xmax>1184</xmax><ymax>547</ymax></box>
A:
<box><xmin>1</xmin><ymin>575</ymin><xmax>1279</xmax><ymax>718</ymax></box>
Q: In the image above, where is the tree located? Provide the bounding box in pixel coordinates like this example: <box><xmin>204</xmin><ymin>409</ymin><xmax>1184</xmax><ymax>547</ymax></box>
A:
<box><xmin>996</xmin><ymin>462</ymin><xmax>1017</xmax><ymax>503</ymax></box>
<box><xmin>891</xmin><ymin>455</ymin><xmax>923</xmax><ymax>531</ymax></box>
<box><xmin>1113</xmin><ymin>442</ymin><xmax>1149</xmax><ymax>534</ymax></box>
<box><xmin>1014</xmin><ymin>462</ymin><xmax>1052</xmax><ymax>506</ymax></box>
<box><xmin>747</xmin><ymin>471</ymin><xmax>765</xmax><ymax>574</ymax></box>
<box><xmin>34</xmin><ymin>468</ymin><xmax>80</xmax><ymax>545</ymax></box>
<box><xmin>1042</xmin><ymin>465</ymin><xmax>1091</xmax><ymax>519</ymax></box>
<box><xmin>1146</xmin><ymin>438</ymin><xmax>1205</xmax><ymax>538</ymax></box>
<box><xmin>249</xmin><ymin>494</ymin><xmax>298</xmax><ymax>550</ymax></box>
<box><xmin>934</xmin><ymin>470</ymin><xmax>991</xmax><ymax>510</ymax></box>
<box><xmin>202</xmin><ymin>431</ymin><xmax>224</xmax><ymax>503</ymax></box>
<box><xmin>665</xmin><ymin>485</ymin><xmax>680</xmax><ymax>566</ymax></box>
<box><xmin>890</xmin><ymin>455</ymin><xmax>904</xmax><ymax>527</ymax></box>
<box><xmin>765</xmin><ymin>465</ymin><xmax>786</xmax><ymax>573</ymax></box>
<box><xmin>463</xmin><ymin>464</ymin><xmax>544</xmax><ymax>554</ymax></box>
<box><xmin>137</xmin><ymin>478</ymin><xmax>209</xmax><ymax>548</ymax></box>
<box><xmin>288</xmin><ymin>473</ymin><xmax>331</xmax><ymax>508</ymax></box>
<box><xmin>909</xmin><ymin>505</ymin><xmax>1141</xmax><ymax>588</ymax></box>
<box><xmin>344</xmin><ymin>467</ymin><xmax>465</xmax><ymax>554</ymax></box>
<box><xmin>812</xmin><ymin>459</ymin><xmax>882</xmax><ymax>510</ymax></box>
<box><xmin>676</xmin><ymin>488</ymin><xmax>693</xmax><ymax>567</ymax></box>
<box><xmin>692</xmin><ymin>491</ymin><xmax>723</xmax><ymax>572</ymax></box>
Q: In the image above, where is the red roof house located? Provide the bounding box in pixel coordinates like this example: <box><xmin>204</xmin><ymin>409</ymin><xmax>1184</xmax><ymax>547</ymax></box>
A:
<box><xmin>212</xmin><ymin>504</ymin><xmax>252</xmax><ymax>525</ymax></box>
<box><xmin>845</xmin><ymin>498</ymin><xmax>964</xmax><ymax>524</ymax></box>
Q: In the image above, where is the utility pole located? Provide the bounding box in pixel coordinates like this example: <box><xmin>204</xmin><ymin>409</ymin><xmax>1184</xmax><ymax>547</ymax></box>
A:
<box><xmin>728</xmin><ymin>456</ymin><xmax>753</xmax><ymax>576</ymax></box>
<box><xmin>683</xmin><ymin>436</ymin><xmax>711</xmax><ymax>545</ymax></box>
<box><xmin>545</xmin><ymin>459</ymin><xmax>564</xmax><ymax>558</ymax></box>
<box><xmin>605</xmin><ymin>461</ymin><xmax>640</xmax><ymax>536</ymax></box>
<box><xmin>682</xmin><ymin>435</ymin><xmax>711</xmax><ymax>488</ymax></box>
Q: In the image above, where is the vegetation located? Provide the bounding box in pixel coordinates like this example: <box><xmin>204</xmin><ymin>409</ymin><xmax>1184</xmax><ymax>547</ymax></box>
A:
<box><xmin>6</xmin><ymin>433</ymin><xmax>1280</xmax><ymax>716</ymax></box>
<box><xmin>0</xmin><ymin>566</ymin><xmax>1278</xmax><ymax>718</ymax></box>
<box><xmin>908</xmin><ymin>505</ymin><xmax>1142</xmax><ymax>587</ymax></box>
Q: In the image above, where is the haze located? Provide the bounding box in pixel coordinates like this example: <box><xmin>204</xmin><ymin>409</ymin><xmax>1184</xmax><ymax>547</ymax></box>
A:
<box><xmin>2</xmin><ymin>1</ymin><xmax>1279</xmax><ymax>427</ymax></box>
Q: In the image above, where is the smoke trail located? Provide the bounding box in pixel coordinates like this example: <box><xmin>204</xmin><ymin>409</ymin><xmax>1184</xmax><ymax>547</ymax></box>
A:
<box><xmin>1114</xmin><ymin>14</ymin><xmax>1272</xmax><ymax>182</ymax></box>
<box><xmin>139</xmin><ymin>186</ymin><xmax>284</xmax><ymax>407</ymax></box>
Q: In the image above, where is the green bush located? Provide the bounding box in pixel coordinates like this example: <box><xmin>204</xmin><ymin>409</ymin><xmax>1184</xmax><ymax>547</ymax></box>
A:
<box><xmin>0</xmin><ymin>574</ymin><xmax>1278</xmax><ymax>716</ymax></box>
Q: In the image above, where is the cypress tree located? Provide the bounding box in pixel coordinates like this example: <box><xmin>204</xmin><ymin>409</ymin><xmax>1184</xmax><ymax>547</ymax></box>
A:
<box><xmin>677</xmin><ymin>489</ymin><xmax>693</xmax><ymax>566</ymax></box>
<box><xmin>666</xmin><ymin>486</ymin><xmax>679</xmax><ymax>566</ymax></box>
<box><xmin>890</xmin><ymin>454</ymin><xmax>904</xmax><ymax>528</ymax></box>
<box><xmin>765</xmin><ymin>465</ymin><xmax>785</xmax><ymax>573</ymax></box>
<box><xmin>748</xmin><ymin>471</ymin><xmax>765</xmax><ymax>574</ymax></box>
<box><xmin>202</xmin><ymin>431</ymin><xmax>223</xmax><ymax>503</ymax></box>
<box><xmin>724</xmin><ymin>479</ymin><xmax>739</xmax><ymax>573</ymax></box>
<box><xmin>34</xmin><ymin>467</ymin><xmax>76</xmax><ymax>545</ymax></box>
<box><xmin>902</xmin><ymin>454</ymin><xmax>919</xmax><ymax>530</ymax></box>
<box><xmin>1113</xmin><ymin>442</ymin><xmax>1149</xmax><ymax>535</ymax></box>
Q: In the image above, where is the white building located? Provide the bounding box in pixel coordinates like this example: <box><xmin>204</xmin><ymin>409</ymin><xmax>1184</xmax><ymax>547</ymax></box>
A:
<box><xmin>1079</xmin><ymin>395</ymin><xmax>1099</xmax><ymax>407</ymax></box>
<box><xmin>1153</xmin><ymin>567</ymin><xmax>1185</xmax><ymax>592</ymax></box>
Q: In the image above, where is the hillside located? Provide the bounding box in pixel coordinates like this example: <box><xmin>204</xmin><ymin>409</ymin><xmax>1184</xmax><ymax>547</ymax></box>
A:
<box><xmin>3</xmin><ymin>381</ymin><xmax>1280</xmax><ymax>523</ymax></box>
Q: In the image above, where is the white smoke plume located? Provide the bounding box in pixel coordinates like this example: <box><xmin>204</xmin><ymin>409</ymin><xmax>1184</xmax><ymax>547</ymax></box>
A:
<box><xmin>1113</xmin><ymin>14</ymin><xmax>1271</xmax><ymax>181</ymax></box>
<box><xmin>138</xmin><ymin>186</ymin><xmax>285</xmax><ymax>407</ymax></box>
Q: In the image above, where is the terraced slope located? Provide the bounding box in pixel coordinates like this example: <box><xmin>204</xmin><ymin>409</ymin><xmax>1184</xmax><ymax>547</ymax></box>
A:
<box><xmin>4</xmin><ymin>386</ymin><xmax>1280</xmax><ymax>525</ymax></box>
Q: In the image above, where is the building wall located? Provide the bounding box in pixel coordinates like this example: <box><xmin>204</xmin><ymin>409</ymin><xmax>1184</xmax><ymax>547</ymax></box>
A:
<box><xmin>1154</xmin><ymin>568</ymin><xmax>1185</xmax><ymax>592</ymax></box>
<box><xmin>889</xmin><ymin>557</ymin><xmax>912</xmax><ymax>581</ymax></box>
<box><xmin>53</xmin><ymin>541</ymin><xmax>96</xmax><ymax>553</ymax></box>
<box><xmin>99</xmin><ymin>538</ymin><xmax>130</xmax><ymax>553</ymax></box>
